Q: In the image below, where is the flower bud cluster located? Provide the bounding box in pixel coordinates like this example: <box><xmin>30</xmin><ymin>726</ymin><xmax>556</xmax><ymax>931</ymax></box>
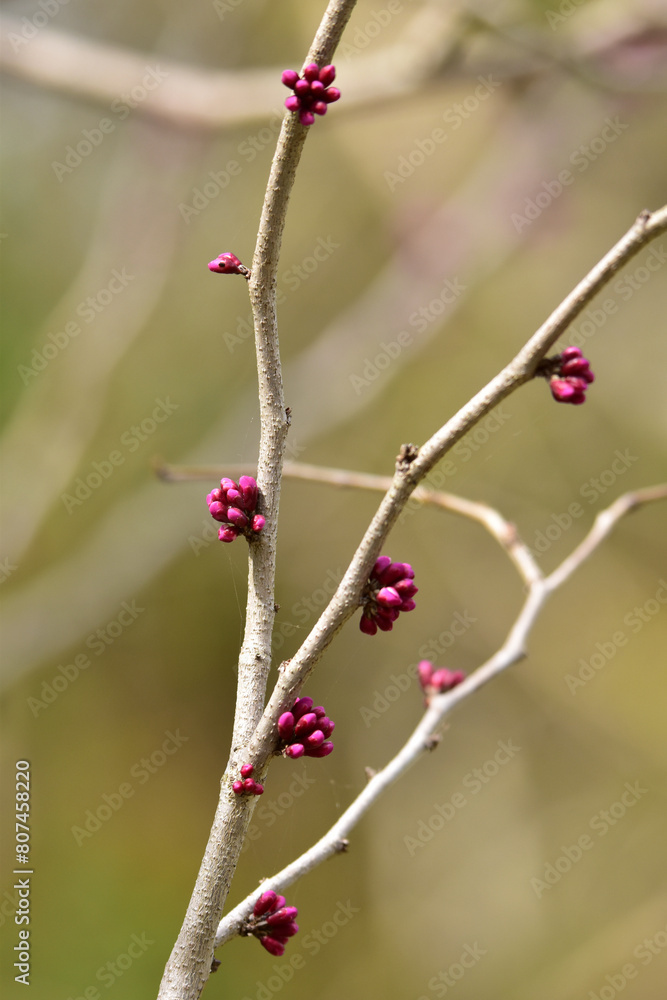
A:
<box><xmin>281</xmin><ymin>63</ymin><xmax>341</xmax><ymax>126</ymax></box>
<box><xmin>232</xmin><ymin>763</ymin><xmax>264</xmax><ymax>796</ymax></box>
<box><xmin>208</xmin><ymin>252</ymin><xmax>249</xmax><ymax>277</ymax></box>
<box><xmin>418</xmin><ymin>660</ymin><xmax>466</xmax><ymax>700</ymax></box>
<box><xmin>360</xmin><ymin>557</ymin><xmax>417</xmax><ymax>635</ymax></box>
<box><xmin>248</xmin><ymin>890</ymin><xmax>299</xmax><ymax>957</ymax></box>
<box><xmin>548</xmin><ymin>346</ymin><xmax>595</xmax><ymax>404</ymax></box>
<box><xmin>206</xmin><ymin>476</ymin><xmax>265</xmax><ymax>543</ymax></box>
<box><xmin>278</xmin><ymin>697</ymin><xmax>334</xmax><ymax>759</ymax></box>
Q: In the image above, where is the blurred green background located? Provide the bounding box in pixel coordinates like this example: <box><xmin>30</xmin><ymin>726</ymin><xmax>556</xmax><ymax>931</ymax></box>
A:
<box><xmin>1</xmin><ymin>0</ymin><xmax>666</xmax><ymax>997</ymax></box>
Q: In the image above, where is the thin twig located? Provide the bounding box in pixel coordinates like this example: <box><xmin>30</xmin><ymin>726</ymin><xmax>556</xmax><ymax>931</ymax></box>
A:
<box><xmin>156</xmin><ymin>4</ymin><xmax>358</xmax><ymax>998</ymax></box>
<box><xmin>214</xmin><ymin>484</ymin><xmax>666</xmax><ymax>947</ymax></box>
<box><xmin>157</xmin><ymin>459</ymin><xmax>542</xmax><ymax>586</ymax></box>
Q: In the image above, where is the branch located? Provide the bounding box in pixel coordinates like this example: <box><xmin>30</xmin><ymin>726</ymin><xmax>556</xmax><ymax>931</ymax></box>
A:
<box><xmin>214</xmin><ymin>484</ymin><xmax>666</xmax><ymax>947</ymax></box>
<box><xmin>156</xmin><ymin>459</ymin><xmax>543</xmax><ymax>587</ymax></box>
<box><xmin>247</xmin><ymin>204</ymin><xmax>667</xmax><ymax>764</ymax></box>
<box><xmin>156</xmin><ymin>3</ymin><xmax>358</xmax><ymax>998</ymax></box>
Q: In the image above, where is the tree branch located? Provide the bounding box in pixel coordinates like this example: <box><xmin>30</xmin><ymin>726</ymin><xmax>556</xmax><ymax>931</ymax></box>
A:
<box><xmin>213</xmin><ymin>483</ymin><xmax>666</xmax><ymax>948</ymax></box>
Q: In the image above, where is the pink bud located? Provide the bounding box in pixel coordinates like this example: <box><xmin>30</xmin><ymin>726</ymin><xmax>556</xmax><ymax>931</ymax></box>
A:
<box><xmin>312</xmin><ymin>102</ymin><xmax>328</xmax><ymax>116</ymax></box>
<box><xmin>208</xmin><ymin>501</ymin><xmax>227</xmax><ymax>522</ymax></box>
<box><xmin>227</xmin><ymin>507</ymin><xmax>249</xmax><ymax>528</ymax></box>
<box><xmin>254</xmin><ymin>890</ymin><xmax>278</xmax><ymax>917</ymax></box>
<box><xmin>238</xmin><ymin>476</ymin><xmax>258</xmax><ymax>509</ymax></box>
<box><xmin>310</xmin><ymin>80</ymin><xmax>325</xmax><ymax>95</ymax></box>
<box><xmin>376</xmin><ymin>615</ymin><xmax>394</xmax><ymax>632</ymax></box>
<box><xmin>220</xmin><ymin>478</ymin><xmax>237</xmax><ymax>491</ymax></box>
<box><xmin>418</xmin><ymin>661</ymin><xmax>434</xmax><ymax>689</ymax></box>
<box><xmin>218</xmin><ymin>526</ymin><xmax>238</xmax><ymax>542</ymax></box>
<box><xmin>303</xmin><ymin>63</ymin><xmax>320</xmax><ymax>82</ymax></box>
<box><xmin>306</xmin><ymin>741</ymin><xmax>334</xmax><ymax>758</ymax></box>
<box><xmin>294</xmin><ymin>79</ymin><xmax>310</xmax><ymax>97</ymax></box>
<box><xmin>399</xmin><ymin>598</ymin><xmax>416</xmax><ymax>612</ymax></box>
<box><xmin>260</xmin><ymin>936</ymin><xmax>285</xmax><ymax>956</ymax></box>
<box><xmin>281</xmin><ymin>69</ymin><xmax>299</xmax><ymax>88</ymax></box>
<box><xmin>306</xmin><ymin>730</ymin><xmax>325</xmax><ymax>749</ymax></box>
<box><xmin>240</xmin><ymin>764</ymin><xmax>254</xmax><ymax>778</ymax></box>
<box><xmin>360</xmin><ymin>615</ymin><xmax>378</xmax><ymax>635</ymax></box>
<box><xmin>251</xmin><ymin>514</ymin><xmax>266</xmax><ymax>533</ymax></box>
<box><xmin>299</xmin><ymin>111</ymin><xmax>315</xmax><ymax>126</ymax></box>
<box><xmin>319</xmin><ymin>65</ymin><xmax>336</xmax><ymax>86</ymax></box>
<box><xmin>284</xmin><ymin>744</ymin><xmax>305</xmax><ymax>759</ymax></box>
<box><xmin>376</xmin><ymin>586</ymin><xmax>402</xmax><ymax>608</ymax></box>
<box><xmin>285</xmin><ymin>95</ymin><xmax>300</xmax><ymax>111</ymax></box>
<box><xmin>550</xmin><ymin>378</ymin><xmax>576</xmax><ymax>401</ymax></box>
<box><xmin>292</xmin><ymin>697</ymin><xmax>313</xmax><ymax>718</ymax></box>
<box><xmin>324</xmin><ymin>87</ymin><xmax>341</xmax><ymax>103</ymax></box>
<box><xmin>232</xmin><ymin>780</ymin><xmax>244</xmax><ymax>794</ymax></box>
<box><xmin>226</xmin><ymin>488</ymin><xmax>242</xmax><ymax>504</ymax></box>
<box><xmin>372</xmin><ymin>556</ymin><xmax>392</xmax><ymax>577</ymax></box>
<box><xmin>380</xmin><ymin>562</ymin><xmax>414</xmax><ymax>585</ymax></box>
<box><xmin>560</xmin><ymin>346</ymin><xmax>582</xmax><ymax>360</ymax></box>
<box><xmin>266</xmin><ymin>907</ymin><xmax>298</xmax><ymax>925</ymax></box>
<box><xmin>294</xmin><ymin>712</ymin><xmax>318</xmax><ymax>736</ymax></box>
<box><xmin>318</xmin><ymin>718</ymin><xmax>334</xmax><ymax>737</ymax></box>
<box><xmin>278</xmin><ymin>712</ymin><xmax>295</xmax><ymax>740</ymax></box>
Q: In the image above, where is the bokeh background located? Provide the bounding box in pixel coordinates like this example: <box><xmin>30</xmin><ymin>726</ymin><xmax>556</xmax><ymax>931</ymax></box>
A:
<box><xmin>1</xmin><ymin>0</ymin><xmax>667</xmax><ymax>997</ymax></box>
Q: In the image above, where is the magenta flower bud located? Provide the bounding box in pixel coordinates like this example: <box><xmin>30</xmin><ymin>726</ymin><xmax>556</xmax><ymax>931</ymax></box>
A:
<box><xmin>399</xmin><ymin>598</ymin><xmax>417</xmax><ymax>612</ymax></box>
<box><xmin>394</xmin><ymin>579</ymin><xmax>418</xmax><ymax>598</ymax></box>
<box><xmin>220</xmin><ymin>478</ymin><xmax>236</xmax><ymax>491</ymax></box>
<box><xmin>284</xmin><ymin>743</ymin><xmax>305</xmax><ymax>759</ymax></box>
<box><xmin>323</xmin><ymin>87</ymin><xmax>341</xmax><ymax>103</ymax></box>
<box><xmin>285</xmin><ymin>95</ymin><xmax>300</xmax><ymax>112</ymax></box>
<box><xmin>319</xmin><ymin>65</ymin><xmax>336</xmax><ymax>86</ymax></box>
<box><xmin>251</xmin><ymin>514</ymin><xmax>266</xmax><ymax>533</ymax></box>
<box><xmin>318</xmin><ymin>718</ymin><xmax>334</xmax><ymax>737</ymax></box>
<box><xmin>254</xmin><ymin>890</ymin><xmax>278</xmax><ymax>917</ymax></box>
<box><xmin>232</xmin><ymin>780</ymin><xmax>244</xmax><ymax>794</ymax></box>
<box><xmin>418</xmin><ymin>660</ymin><xmax>434</xmax><ymax>689</ymax></box>
<box><xmin>306</xmin><ymin>741</ymin><xmax>334</xmax><ymax>758</ymax></box>
<box><xmin>376</xmin><ymin>615</ymin><xmax>394</xmax><ymax>632</ymax></box>
<box><xmin>312</xmin><ymin>102</ymin><xmax>328</xmax><ymax>116</ymax></box>
<box><xmin>260</xmin><ymin>937</ymin><xmax>285</xmax><ymax>957</ymax></box>
<box><xmin>294</xmin><ymin>78</ymin><xmax>311</xmax><ymax>96</ymax></box>
<box><xmin>266</xmin><ymin>907</ymin><xmax>298</xmax><ymax>925</ymax></box>
<box><xmin>306</xmin><ymin>730</ymin><xmax>325</xmax><ymax>749</ymax></box>
<box><xmin>550</xmin><ymin>378</ymin><xmax>576</xmax><ymax>401</ymax></box>
<box><xmin>227</xmin><ymin>506</ymin><xmax>249</xmax><ymax>528</ymax></box>
<box><xmin>206</xmin><ymin>489</ymin><xmax>222</xmax><ymax>505</ymax></box>
<box><xmin>278</xmin><ymin>712</ymin><xmax>295</xmax><ymax>740</ymax></box>
<box><xmin>380</xmin><ymin>562</ymin><xmax>414</xmax><ymax>585</ymax></box>
<box><xmin>373</xmin><ymin>555</ymin><xmax>392</xmax><ymax>577</ymax></box>
<box><xmin>376</xmin><ymin>586</ymin><xmax>402</xmax><ymax>608</ymax></box>
<box><xmin>295</xmin><ymin>712</ymin><xmax>318</xmax><ymax>736</ymax></box>
<box><xmin>281</xmin><ymin>69</ymin><xmax>299</xmax><ymax>88</ymax></box>
<box><xmin>292</xmin><ymin>697</ymin><xmax>313</xmax><ymax>717</ymax></box>
<box><xmin>225</xmin><ymin>488</ymin><xmax>242</xmax><ymax>505</ymax></box>
<box><xmin>299</xmin><ymin>111</ymin><xmax>315</xmax><ymax>126</ymax></box>
<box><xmin>208</xmin><ymin>252</ymin><xmax>245</xmax><ymax>274</ymax></box>
<box><xmin>240</xmin><ymin>764</ymin><xmax>254</xmax><ymax>778</ymax></box>
<box><xmin>218</xmin><ymin>526</ymin><xmax>239</xmax><ymax>543</ymax></box>
<box><xmin>303</xmin><ymin>62</ymin><xmax>320</xmax><ymax>82</ymax></box>
<box><xmin>208</xmin><ymin>501</ymin><xmax>227</xmax><ymax>522</ymax></box>
<box><xmin>310</xmin><ymin>80</ymin><xmax>325</xmax><ymax>95</ymax></box>
<box><xmin>360</xmin><ymin>616</ymin><xmax>378</xmax><ymax>635</ymax></box>
<box><xmin>238</xmin><ymin>475</ymin><xmax>258</xmax><ymax>508</ymax></box>
<box><xmin>431</xmin><ymin>668</ymin><xmax>466</xmax><ymax>691</ymax></box>
<box><xmin>560</xmin><ymin>346</ymin><xmax>582</xmax><ymax>360</ymax></box>
<box><xmin>560</xmin><ymin>357</ymin><xmax>590</xmax><ymax>375</ymax></box>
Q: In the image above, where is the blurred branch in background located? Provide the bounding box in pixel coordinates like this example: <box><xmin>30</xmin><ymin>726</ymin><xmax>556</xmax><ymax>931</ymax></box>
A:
<box><xmin>211</xmin><ymin>482</ymin><xmax>667</xmax><ymax>948</ymax></box>
<box><xmin>2</xmin><ymin>0</ymin><xmax>666</xmax><ymax>132</ymax></box>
